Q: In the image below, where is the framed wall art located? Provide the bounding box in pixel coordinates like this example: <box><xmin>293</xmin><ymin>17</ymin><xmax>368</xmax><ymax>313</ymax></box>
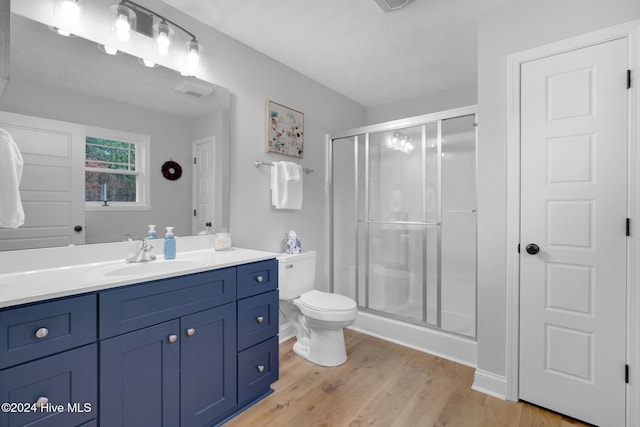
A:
<box><xmin>266</xmin><ymin>100</ymin><xmax>304</xmax><ymax>158</ymax></box>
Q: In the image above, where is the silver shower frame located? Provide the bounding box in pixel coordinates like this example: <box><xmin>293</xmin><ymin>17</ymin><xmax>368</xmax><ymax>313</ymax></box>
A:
<box><xmin>326</xmin><ymin>105</ymin><xmax>478</xmax><ymax>337</ymax></box>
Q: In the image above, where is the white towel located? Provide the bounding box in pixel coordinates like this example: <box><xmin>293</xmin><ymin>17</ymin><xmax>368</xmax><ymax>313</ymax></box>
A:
<box><xmin>270</xmin><ymin>161</ymin><xmax>303</xmax><ymax>210</ymax></box>
<box><xmin>0</xmin><ymin>128</ymin><xmax>25</xmax><ymax>228</ymax></box>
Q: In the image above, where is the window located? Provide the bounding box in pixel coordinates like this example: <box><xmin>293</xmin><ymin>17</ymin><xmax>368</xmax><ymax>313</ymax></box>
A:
<box><xmin>85</xmin><ymin>127</ymin><xmax>150</xmax><ymax>210</ymax></box>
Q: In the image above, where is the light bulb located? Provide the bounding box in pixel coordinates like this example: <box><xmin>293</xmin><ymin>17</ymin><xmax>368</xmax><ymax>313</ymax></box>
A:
<box><xmin>141</xmin><ymin>58</ymin><xmax>155</xmax><ymax>67</ymax></box>
<box><xmin>157</xmin><ymin>32</ymin><xmax>170</xmax><ymax>49</ymax></box>
<box><xmin>115</xmin><ymin>14</ymin><xmax>131</xmax><ymax>41</ymax></box>
<box><xmin>157</xmin><ymin>45</ymin><xmax>169</xmax><ymax>56</ymax></box>
<box><xmin>62</xmin><ymin>0</ymin><xmax>80</xmax><ymax>17</ymax></box>
<box><xmin>187</xmin><ymin>47</ymin><xmax>200</xmax><ymax>66</ymax></box>
<box><xmin>104</xmin><ymin>45</ymin><xmax>118</xmax><ymax>55</ymax></box>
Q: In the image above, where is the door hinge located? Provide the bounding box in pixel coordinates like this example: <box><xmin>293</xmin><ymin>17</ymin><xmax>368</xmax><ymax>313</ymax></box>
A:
<box><xmin>193</xmin><ymin>157</ymin><xmax>197</xmax><ymax>165</ymax></box>
<box><xmin>626</xmin><ymin>364</ymin><xmax>630</xmax><ymax>384</ymax></box>
<box><xmin>517</xmin><ymin>243</ymin><xmax>520</xmax><ymax>253</ymax></box>
<box><xmin>628</xmin><ymin>69</ymin><xmax>632</xmax><ymax>89</ymax></box>
<box><xmin>193</xmin><ymin>209</ymin><xmax>197</xmax><ymax>217</ymax></box>
<box><xmin>627</xmin><ymin>218</ymin><xmax>631</xmax><ymax>237</ymax></box>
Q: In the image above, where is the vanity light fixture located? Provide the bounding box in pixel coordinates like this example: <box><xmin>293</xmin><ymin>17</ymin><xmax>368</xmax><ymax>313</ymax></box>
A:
<box><xmin>137</xmin><ymin>58</ymin><xmax>157</xmax><ymax>68</ymax></box>
<box><xmin>110</xmin><ymin>0</ymin><xmax>204</xmax><ymax>73</ymax></box>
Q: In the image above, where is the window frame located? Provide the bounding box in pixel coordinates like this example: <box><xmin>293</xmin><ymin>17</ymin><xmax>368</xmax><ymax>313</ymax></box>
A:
<box><xmin>84</xmin><ymin>126</ymin><xmax>151</xmax><ymax>211</ymax></box>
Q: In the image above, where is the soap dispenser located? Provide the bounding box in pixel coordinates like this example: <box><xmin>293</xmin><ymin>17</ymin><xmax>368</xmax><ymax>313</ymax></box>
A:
<box><xmin>147</xmin><ymin>224</ymin><xmax>157</xmax><ymax>239</ymax></box>
<box><xmin>164</xmin><ymin>227</ymin><xmax>176</xmax><ymax>259</ymax></box>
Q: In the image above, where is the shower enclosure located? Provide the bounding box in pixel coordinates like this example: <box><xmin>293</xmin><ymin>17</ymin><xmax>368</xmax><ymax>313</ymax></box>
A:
<box><xmin>329</xmin><ymin>106</ymin><xmax>477</xmax><ymax>338</ymax></box>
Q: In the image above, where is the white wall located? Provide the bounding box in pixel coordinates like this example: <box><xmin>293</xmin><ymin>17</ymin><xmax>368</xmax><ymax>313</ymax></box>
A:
<box><xmin>476</xmin><ymin>0</ymin><xmax>640</xmax><ymax>380</ymax></box>
<box><xmin>195</xmin><ymin>26</ymin><xmax>367</xmax><ymax>288</ymax></box>
<box><xmin>366</xmin><ymin>82</ymin><xmax>476</xmax><ymax>124</ymax></box>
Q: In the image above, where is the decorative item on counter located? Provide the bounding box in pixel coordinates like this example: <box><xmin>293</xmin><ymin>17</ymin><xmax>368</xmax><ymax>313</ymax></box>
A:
<box><xmin>214</xmin><ymin>228</ymin><xmax>232</xmax><ymax>250</ymax></box>
<box><xmin>197</xmin><ymin>221</ymin><xmax>213</xmax><ymax>235</ymax></box>
<box><xmin>147</xmin><ymin>224</ymin><xmax>157</xmax><ymax>239</ymax></box>
<box><xmin>285</xmin><ymin>230</ymin><xmax>301</xmax><ymax>254</ymax></box>
<box><xmin>164</xmin><ymin>226</ymin><xmax>176</xmax><ymax>259</ymax></box>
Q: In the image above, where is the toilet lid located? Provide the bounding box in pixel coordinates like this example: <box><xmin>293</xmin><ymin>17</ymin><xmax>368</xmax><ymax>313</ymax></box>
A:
<box><xmin>299</xmin><ymin>290</ymin><xmax>357</xmax><ymax>311</ymax></box>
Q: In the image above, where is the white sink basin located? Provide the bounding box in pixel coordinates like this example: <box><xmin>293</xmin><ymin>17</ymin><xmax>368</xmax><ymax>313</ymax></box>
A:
<box><xmin>89</xmin><ymin>258</ymin><xmax>206</xmax><ymax>277</ymax></box>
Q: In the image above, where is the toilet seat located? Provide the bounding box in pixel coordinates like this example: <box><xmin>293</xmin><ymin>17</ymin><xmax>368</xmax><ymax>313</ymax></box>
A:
<box><xmin>295</xmin><ymin>290</ymin><xmax>357</xmax><ymax>322</ymax></box>
<box><xmin>298</xmin><ymin>290</ymin><xmax>357</xmax><ymax>311</ymax></box>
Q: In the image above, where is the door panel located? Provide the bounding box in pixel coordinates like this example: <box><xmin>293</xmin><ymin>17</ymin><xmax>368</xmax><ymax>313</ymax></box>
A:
<box><xmin>519</xmin><ymin>38</ymin><xmax>627</xmax><ymax>427</ymax></box>
<box><xmin>192</xmin><ymin>137</ymin><xmax>215</xmax><ymax>234</ymax></box>
<box><xmin>0</xmin><ymin>111</ymin><xmax>85</xmax><ymax>250</ymax></box>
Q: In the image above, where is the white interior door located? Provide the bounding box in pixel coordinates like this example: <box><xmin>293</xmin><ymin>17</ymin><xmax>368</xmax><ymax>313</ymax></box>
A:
<box><xmin>192</xmin><ymin>137</ymin><xmax>215</xmax><ymax>235</ymax></box>
<box><xmin>0</xmin><ymin>111</ymin><xmax>85</xmax><ymax>250</ymax></box>
<box><xmin>519</xmin><ymin>38</ymin><xmax>628</xmax><ymax>427</ymax></box>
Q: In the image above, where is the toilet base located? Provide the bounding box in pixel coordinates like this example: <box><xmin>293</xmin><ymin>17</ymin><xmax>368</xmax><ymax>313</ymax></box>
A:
<box><xmin>293</xmin><ymin>327</ymin><xmax>348</xmax><ymax>367</ymax></box>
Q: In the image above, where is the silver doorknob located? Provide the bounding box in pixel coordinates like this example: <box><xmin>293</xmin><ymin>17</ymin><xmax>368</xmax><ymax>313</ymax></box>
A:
<box><xmin>257</xmin><ymin>365</ymin><xmax>265</xmax><ymax>373</ymax></box>
<box><xmin>186</xmin><ymin>328</ymin><xmax>196</xmax><ymax>336</ymax></box>
<box><xmin>256</xmin><ymin>316</ymin><xmax>264</xmax><ymax>323</ymax></box>
<box><xmin>35</xmin><ymin>327</ymin><xmax>49</xmax><ymax>339</ymax></box>
<box><xmin>35</xmin><ymin>396</ymin><xmax>49</xmax><ymax>409</ymax></box>
<box><xmin>168</xmin><ymin>334</ymin><xmax>178</xmax><ymax>343</ymax></box>
<box><xmin>256</xmin><ymin>275</ymin><xmax>264</xmax><ymax>283</ymax></box>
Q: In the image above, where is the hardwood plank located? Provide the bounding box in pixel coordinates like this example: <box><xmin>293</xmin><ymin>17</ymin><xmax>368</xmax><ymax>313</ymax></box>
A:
<box><xmin>223</xmin><ymin>329</ymin><xmax>592</xmax><ymax>427</ymax></box>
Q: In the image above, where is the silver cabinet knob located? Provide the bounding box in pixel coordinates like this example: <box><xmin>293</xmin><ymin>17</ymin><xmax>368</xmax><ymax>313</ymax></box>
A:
<box><xmin>168</xmin><ymin>334</ymin><xmax>178</xmax><ymax>343</ymax></box>
<box><xmin>35</xmin><ymin>327</ymin><xmax>49</xmax><ymax>339</ymax></box>
<box><xmin>35</xmin><ymin>396</ymin><xmax>49</xmax><ymax>408</ymax></box>
<box><xmin>256</xmin><ymin>275</ymin><xmax>264</xmax><ymax>283</ymax></box>
<box><xmin>256</xmin><ymin>316</ymin><xmax>264</xmax><ymax>323</ymax></box>
<box><xmin>186</xmin><ymin>328</ymin><xmax>196</xmax><ymax>336</ymax></box>
<box><xmin>257</xmin><ymin>365</ymin><xmax>265</xmax><ymax>373</ymax></box>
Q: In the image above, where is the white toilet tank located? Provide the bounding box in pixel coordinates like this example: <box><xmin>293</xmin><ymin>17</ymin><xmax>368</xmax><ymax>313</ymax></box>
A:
<box><xmin>277</xmin><ymin>251</ymin><xmax>316</xmax><ymax>300</ymax></box>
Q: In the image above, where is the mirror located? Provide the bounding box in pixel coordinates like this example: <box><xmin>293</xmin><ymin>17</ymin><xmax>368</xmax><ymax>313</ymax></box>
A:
<box><xmin>0</xmin><ymin>13</ymin><xmax>230</xmax><ymax>250</ymax></box>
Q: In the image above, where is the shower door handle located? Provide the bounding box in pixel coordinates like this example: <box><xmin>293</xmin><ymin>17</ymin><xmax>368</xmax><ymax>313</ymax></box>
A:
<box><xmin>525</xmin><ymin>243</ymin><xmax>540</xmax><ymax>255</ymax></box>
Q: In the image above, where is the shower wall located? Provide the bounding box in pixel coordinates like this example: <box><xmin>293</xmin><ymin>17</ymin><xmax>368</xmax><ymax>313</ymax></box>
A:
<box><xmin>330</xmin><ymin>107</ymin><xmax>477</xmax><ymax>338</ymax></box>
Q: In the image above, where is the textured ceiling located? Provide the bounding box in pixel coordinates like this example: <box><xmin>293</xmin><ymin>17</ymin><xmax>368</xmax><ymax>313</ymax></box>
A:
<box><xmin>160</xmin><ymin>0</ymin><xmax>513</xmax><ymax>107</ymax></box>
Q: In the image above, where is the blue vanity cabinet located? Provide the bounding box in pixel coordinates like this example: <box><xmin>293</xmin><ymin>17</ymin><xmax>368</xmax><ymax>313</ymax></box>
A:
<box><xmin>99</xmin><ymin>267</ymin><xmax>238</xmax><ymax>427</ymax></box>
<box><xmin>236</xmin><ymin>259</ymin><xmax>280</xmax><ymax>407</ymax></box>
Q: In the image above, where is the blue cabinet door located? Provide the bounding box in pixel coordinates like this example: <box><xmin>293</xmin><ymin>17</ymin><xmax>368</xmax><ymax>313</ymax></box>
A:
<box><xmin>180</xmin><ymin>302</ymin><xmax>237</xmax><ymax>426</ymax></box>
<box><xmin>100</xmin><ymin>320</ymin><xmax>180</xmax><ymax>427</ymax></box>
<box><xmin>0</xmin><ymin>344</ymin><xmax>97</xmax><ymax>427</ymax></box>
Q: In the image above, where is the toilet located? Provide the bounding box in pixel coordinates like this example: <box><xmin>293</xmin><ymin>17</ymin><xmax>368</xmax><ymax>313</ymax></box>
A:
<box><xmin>278</xmin><ymin>251</ymin><xmax>357</xmax><ymax>367</ymax></box>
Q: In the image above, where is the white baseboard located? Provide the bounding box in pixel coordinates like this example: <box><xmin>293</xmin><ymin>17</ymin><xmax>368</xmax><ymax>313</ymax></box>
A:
<box><xmin>348</xmin><ymin>311</ymin><xmax>477</xmax><ymax>367</ymax></box>
<box><xmin>472</xmin><ymin>369</ymin><xmax>507</xmax><ymax>400</ymax></box>
<box><xmin>279</xmin><ymin>322</ymin><xmax>295</xmax><ymax>343</ymax></box>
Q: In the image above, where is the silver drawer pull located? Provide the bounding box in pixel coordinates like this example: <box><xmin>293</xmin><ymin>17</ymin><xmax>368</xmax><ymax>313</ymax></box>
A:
<box><xmin>35</xmin><ymin>396</ymin><xmax>49</xmax><ymax>409</ymax></box>
<box><xmin>186</xmin><ymin>328</ymin><xmax>196</xmax><ymax>336</ymax></box>
<box><xmin>35</xmin><ymin>327</ymin><xmax>49</xmax><ymax>339</ymax></box>
<box><xmin>256</xmin><ymin>275</ymin><xmax>264</xmax><ymax>283</ymax></box>
<box><xmin>257</xmin><ymin>365</ymin><xmax>265</xmax><ymax>373</ymax></box>
<box><xmin>256</xmin><ymin>316</ymin><xmax>264</xmax><ymax>323</ymax></box>
<box><xmin>168</xmin><ymin>334</ymin><xmax>178</xmax><ymax>343</ymax></box>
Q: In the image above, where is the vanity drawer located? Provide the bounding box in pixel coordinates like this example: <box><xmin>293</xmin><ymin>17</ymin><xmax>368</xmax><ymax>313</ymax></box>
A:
<box><xmin>0</xmin><ymin>294</ymin><xmax>96</xmax><ymax>369</ymax></box>
<box><xmin>237</xmin><ymin>290</ymin><xmax>279</xmax><ymax>351</ymax></box>
<box><xmin>0</xmin><ymin>344</ymin><xmax>97</xmax><ymax>427</ymax></box>
<box><xmin>237</xmin><ymin>336</ymin><xmax>279</xmax><ymax>405</ymax></box>
<box><xmin>99</xmin><ymin>267</ymin><xmax>236</xmax><ymax>339</ymax></box>
<box><xmin>237</xmin><ymin>259</ymin><xmax>278</xmax><ymax>299</ymax></box>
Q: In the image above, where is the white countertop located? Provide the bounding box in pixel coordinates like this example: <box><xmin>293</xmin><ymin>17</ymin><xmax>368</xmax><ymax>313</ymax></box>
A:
<box><xmin>0</xmin><ymin>238</ymin><xmax>277</xmax><ymax>309</ymax></box>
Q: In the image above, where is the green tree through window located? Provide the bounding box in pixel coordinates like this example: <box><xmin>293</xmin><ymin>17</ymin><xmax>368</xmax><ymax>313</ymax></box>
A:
<box><xmin>85</xmin><ymin>137</ymin><xmax>138</xmax><ymax>202</ymax></box>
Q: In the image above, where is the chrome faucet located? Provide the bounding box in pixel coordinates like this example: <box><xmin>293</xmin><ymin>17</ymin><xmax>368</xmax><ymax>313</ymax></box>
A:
<box><xmin>127</xmin><ymin>239</ymin><xmax>156</xmax><ymax>263</ymax></box>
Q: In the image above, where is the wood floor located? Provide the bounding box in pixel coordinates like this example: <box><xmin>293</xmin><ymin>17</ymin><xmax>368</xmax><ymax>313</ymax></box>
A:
<box><xmin>224</xmin><ymin>329</ymin><xmax>591</xmax><ymax>427</ymax></box>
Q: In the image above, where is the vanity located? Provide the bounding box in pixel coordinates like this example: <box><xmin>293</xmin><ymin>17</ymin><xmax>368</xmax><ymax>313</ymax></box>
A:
<box><xmin>0</xmin><ymin>238</ymin><xmax>279</xmax><ymax>427</ymax></box>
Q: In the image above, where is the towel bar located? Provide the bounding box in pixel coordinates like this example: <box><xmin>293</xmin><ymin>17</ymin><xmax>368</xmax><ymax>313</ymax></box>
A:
<box><xmin>253</xmin><ymin>160</ymin><xmax>313</xmax><ymax>174</ymax></box>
